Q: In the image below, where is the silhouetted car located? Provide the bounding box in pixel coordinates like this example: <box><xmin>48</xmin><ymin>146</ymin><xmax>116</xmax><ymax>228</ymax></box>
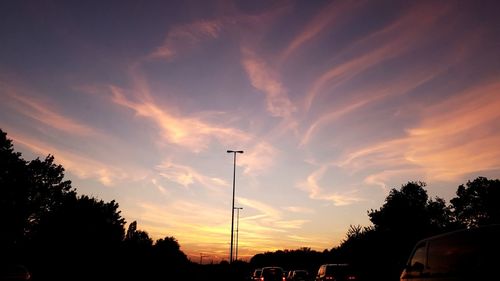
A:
<box><xmin>261</xmin><ymin>266</ymin><xmax>285</xmax><ymax>281</ymax></box>
<box><xmin>315</xmin><ymin>264</ymin><xmax>357</xmax><ymax>281</ymax></box>
<box><xmin>0</xmin><ymin>264</ymin><xmax>31</xmax><ymax>280</ymax></box>
<box><xmin>288</xmin><ymin>270</ymin><xmax>309</xmax><ymax>281</ymax></box>
<box><xmin>253</xmin><ymin>268</ymin><xmax>262</xmax><ymax>281</ymax></box>
<box><xmin>400</xmin><ymin>224</ymin><xmax>500</xmax><ymax>281</ymax></box>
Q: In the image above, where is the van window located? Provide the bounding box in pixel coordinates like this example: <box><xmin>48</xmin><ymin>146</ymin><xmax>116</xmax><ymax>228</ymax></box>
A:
<box><xmin>428</xmin><ymin>235</ymin><xmax>472</xmax><ymax>276</ymax></box>
<box><xmin>407</xmin><ymin>242</ymin><xmax>426</xmax><ymax>274</ymax></box>
<box><xmin>426</xmin><ymin>229</ymin><xmax>497</xmax><ymax>277</ymax></box>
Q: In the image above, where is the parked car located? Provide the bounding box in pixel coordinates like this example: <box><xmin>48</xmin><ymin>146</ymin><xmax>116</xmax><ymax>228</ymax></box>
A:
<box><xmin>0</xmin><ymin>264</ymin><xmax>31</xmax><ymax>280</ymax></box>
<box><xmin>315</xmin><ymin>264</ymin><xmax>357</xmax><ymax>281</ymax></box>
<box><xmin>400</xmin><ymin>224</ymin><xmax>500</xmax><ymax>280</ymax></box>
<box><xmin>252</xmin><ymin>268</ymin><xmax>262</xmax><ymax>281</ymax></box>
<box><xmin>288</xmin><ymin>269</ymin><xmax>309</xmax><ymax>281</ymax></box>
<box><xmin>261</xmin><ymin>266</ymin><xmax>285</xmax><ymax>281</ymax></box>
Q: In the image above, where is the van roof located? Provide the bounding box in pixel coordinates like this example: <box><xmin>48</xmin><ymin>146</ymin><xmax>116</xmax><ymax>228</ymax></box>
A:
<box><xmin>417</xmin><ymin>224</ymin><xmax>500</xmax><ymax>243</ymax></box>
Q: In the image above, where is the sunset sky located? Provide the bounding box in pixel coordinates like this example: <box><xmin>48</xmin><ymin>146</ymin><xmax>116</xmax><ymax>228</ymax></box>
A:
<box><xmin>1</xmin><ymin>0</ymin><xmax>499</xmax><ymax>262</ymax></box>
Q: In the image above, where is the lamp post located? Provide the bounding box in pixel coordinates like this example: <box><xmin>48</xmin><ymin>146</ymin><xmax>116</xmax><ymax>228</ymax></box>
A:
<box><xmin>234</xmin><ymin>207</ymin><xmax>243</xmax><ymax>261</ymax></box>
<box><xmin>199</xmin><ymin>253</ymin><xmax>208</xmax><ymax>264</ymax></box>
<box><xmin>227</xmin><ymin>150</ymin><xmax>243</xmax><ymax>264</ymax></box>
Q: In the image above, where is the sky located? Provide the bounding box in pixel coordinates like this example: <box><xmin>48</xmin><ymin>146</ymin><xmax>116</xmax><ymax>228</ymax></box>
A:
<box><xmin>1</xmin><ymin>0</ymin><xmax>500</xmax><ymax>262</ymax></box>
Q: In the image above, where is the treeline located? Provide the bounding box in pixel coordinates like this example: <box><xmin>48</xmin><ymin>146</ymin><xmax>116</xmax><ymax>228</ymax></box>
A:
<box><xmin>0</xmin><ymin>129</ymin><xmax>191</xmax><ymax>280</ymax></box>
<box><xmin>2</xmin><ymin>127</ymin><xmax>500</xmax><ymax>281</ymax></box>
<box><xmin>249</xmin><ymin>179</ymin><xmax>500</xmax><ymax>280</ymax></box>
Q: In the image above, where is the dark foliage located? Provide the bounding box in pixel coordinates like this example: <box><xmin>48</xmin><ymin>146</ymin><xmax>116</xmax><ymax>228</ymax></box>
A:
<box><xmin>0</xmin><ymin>129</ymin><xmax>190</xmax><ymax>280</ymax></box>
<box><xmin>450</xmin><ymin>176</ymin><xmax>500</xmax><ymax>227</ymax></box>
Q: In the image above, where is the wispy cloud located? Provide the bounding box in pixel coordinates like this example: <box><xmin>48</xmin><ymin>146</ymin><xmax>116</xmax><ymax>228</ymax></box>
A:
<box><xmin>156</xmin><ymin>160</ymin><xmax>229</xmax><ymax>190</ymax></box>
<box><xmin>281</xmin><ymin>0</ymin><xmax>366</xmax><ymax>60</ymax></box>
<box><xmin>304</xmin><ymin>1</ymin><xmax>451</xmax><ymax>111</ymax></box>
<box><xmin>150</xmin><ymin>20</ymin><xmax>222</xmax><ymax>60</ymax></box>
<box><xmin>151</xmin><ymin>178</ymin><xmax>170</xmax><ymax>196</ymax></box>
<box><xmin>2</xmin><ymin>83</ymin><xmax>100</xmax><ymax>137</ymax></box>
<box><xmin>283</xmin><ymin>206</ymin><xmax>315</xmax><ymax>214</ymax></box>
<box><xmin>241</xmin><ymin>48</ymin><xmax>297</xmax><ymax>119</ymax></box>
<box><xmin>403</xmin><ymin>81</ymin><xmax>500</xmax><ymax>181</ymax></box>
<box><xmin>237</xmin><ymin>197</ymin><xmax>309</xmax><ymax>232</ymax></box>
<box><xmin>237</xmin><ymin>141</ymin><xmax>278</xmax><ymax>175</ymax></box>
<box><xmin>300</xmin><ymin>62</ymin><xmax>447</xmax><ymax>146</ymax></box>
<box><xmin>298</xmin><ymin>164</ymin><xmax>364</xmax><ymax>206</ymax></box>
<box><xmin>339</xmin><ymin>80</ymin><xmax>500</xmax><ymax>185</ymax></box>
<box><xmin>110</xmin><ymin>86</ymin><xmax>251</xmax><ymax>153</ymax></box>
<box><xmin>10</xmin><ymin>132</ymin><xmax>145</xmax><ymax>186</ymax></box>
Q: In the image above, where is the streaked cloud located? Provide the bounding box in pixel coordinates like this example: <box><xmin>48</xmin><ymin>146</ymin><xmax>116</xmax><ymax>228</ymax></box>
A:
<box><xmin>110</xmin><ymin>86</ymin><xmax>251</xmax><ymax>153</ymax></box>
<box><xmin>241</xmin><ymin>48</ymin><xmax>297</xmax><ymax>118</ymax></box>
<box><xmin>2</xmin><ymin>83</ymin><xmax>100</xmax><ymax>137</ymax></box>
<box><xmin>150</xmin><ymin>20</ymin><xmax>222</xmax><ymax>60</ymax></box>
<box><xmin>283</xmin><ymin>206</ymin><xmax>315</xmax><ymax>214</ymax></box>
<box><xmin>298</xmin><ymin>164</ymin><xmax>364</xmax><ymax>206</ymax></box>
<box><xmin>404</xmin><ymin>81</ymin><xmax>500</xmax><ymax>181</ymax></box>
<box><xmin>281</xmin><ymin>0</ymin><xmax>366</xmax><ymax>60</ymax></box>
<box><xmin>300</xmin><ymin>62</ymin><xmax>447</xmax><ymax>146</ymax></box>
<box><xmin>10</xmin><ymin>132</ymin><xmax>145</xmax><ymax>186</ymax></box>
<box><xmin>237</xmin><ymin>141</ymin><xmax>278</xmax><ymax>175</ymax></box>
<box><xmin>304</xmin><ymin>1</ymin><xmax>451</xmax><ymax>111</ymax></box>
<box><xmin>156</xmin><ymin>160</ymin><xmax>229</xmax><ymax>190</ymax></box>
<box><xmin>340</xmin><ymin>80</ymin><xmax>500</xmax><ymax>185</ymax></box>
<box><xmin>238</xmin><ymin>197</ymin><xmax>282</xmax><ymax>219</ymax></box>
<box><xmin>151</xmin><ymin>178</ymin><xmax>170</xmax><ymax>196</ymax></box>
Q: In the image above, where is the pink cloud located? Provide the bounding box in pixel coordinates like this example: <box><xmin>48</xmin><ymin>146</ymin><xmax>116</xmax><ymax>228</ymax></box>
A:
<box><xmin>10</xmin><ymin>132</ymin><xmax>145</xmax><ymax>186</ymax></box>
<box><xmin>150</xmin><ymin>20</ymin><xmax>222</xmax><ymax>60</ymax></box>
<box><xmin>298</xmin><ymin>164</ymin><xmax>364</xmax><ymax>206</ymax></box>
<box><xmin>241</xmin><ymin>48</ymin><xmax>297</xmax><ymax>118</ymax></box>
<box><xmin>339</xmin><ymin>80</ymin><xmax>500</xmax><ymax>184</ymax></box>
<box><xmin>281</xmin><ymin>0</ymin><xmax>366</xmax><ymax>60</ymax></box>
<box><xmin>110</xmin><ymin>86</ymin><xmax>251</xmax><ymax>153</ymax></box>
<box><xmin>300</xmin><ymin>61</ymin><xmax>448</xmax><ymax>146</ymax></box>
<box><xmin>304</xmin><ymin>1</ymin><xmax>451</xmax><ymax>111</ymax></box>
<box><xmin>3</xmin><ymin>84</ymin><xmax>100</xmax><ymax>137</ymax></box>
<box><xmin>156</xmin><ymin>160</ymin><xmax>229</xmax><ymax>191</ymax></box>
<box><xmin>237</xmin><ymin>141</ymin><xmax>278</xmax><ymax>175</ymax></box>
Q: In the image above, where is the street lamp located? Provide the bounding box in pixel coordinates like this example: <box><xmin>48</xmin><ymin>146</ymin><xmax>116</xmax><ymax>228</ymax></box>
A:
<box><xmin>234</xmin><ymin>207</ymin><xmax>243</xmax><ymax>261</ymax></box>
<box><xmin>227</xmin><ymin>150</ymin><xmax>243</xmax><ymax>264</ymax></box>
<box><xmin>199</xmin><ymin>253</ymin><xmax>208</xmax><ymax>264</ymax></box>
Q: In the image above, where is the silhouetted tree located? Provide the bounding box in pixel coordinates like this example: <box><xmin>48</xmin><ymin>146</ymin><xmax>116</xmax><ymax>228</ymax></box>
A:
<box><xmin>369</xmin><ymin>182</ymin><xmax>428</xmax><ymax>231</ymax></box>
<box><xmin>154</xmin><ymin>236</ymin><xmax>188</xmax><ymax>263</ymax></box>
<box><xmin>151</xmin><ymin>236</ymin><xmax>189</xmax><ymax>278</ymax></box>
<box><xmin>450</xmin><ymin>177</ymin><xmax>500</xmax><ymax>227</ymax></box>
<box><xmin>126</xmin><ymin>220</ymin><xmax>137</xmax><ymax>239</ymax></box>
<box><xmin>30</xmin><ymin>194</ymin><xmax>125</xmax><ymax>280</ymax></box>
<box><xmin>0</xmin><ymin>129</ymin><xmax>126</xmax><ymax>280</ymax></box>
<box><xmin>121</xmin><ymin>222</ymin><xmax>155</xmax><ymax>279</ymax></box>
<box><xmin>124</xmin><ymin>221</ymin><xmax>153</xmax><ymax>249</ymax></box>
<box><xmin>335</xmin><ymin>182</ymin><xmax>452</xmax><ymax>281</ymax></box>
<box><xmin>0</xmin><ymin>129</ymin><xmax>30</xmax><ymax>253</ymax></box>
<box><xmin>0</xmin><ymin>129</ymin><xmax>75</xmax><ymax>260</ymax></box>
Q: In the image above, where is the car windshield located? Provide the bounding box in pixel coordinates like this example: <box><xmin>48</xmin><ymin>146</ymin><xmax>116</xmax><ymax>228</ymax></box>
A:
<box><xmin>263</xmin><ymin>268</ymin><xmax>283</xmax><ymax>276</ymax></box>
<box><xmin>295</xmin><ymin>271</ymin><xmax>307</xmax><ymax>277</ymax></box>
<box><xmin>325</xmin><ymin>265</ymin><xmax>352</xmax><ymax>275</ymax></box>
